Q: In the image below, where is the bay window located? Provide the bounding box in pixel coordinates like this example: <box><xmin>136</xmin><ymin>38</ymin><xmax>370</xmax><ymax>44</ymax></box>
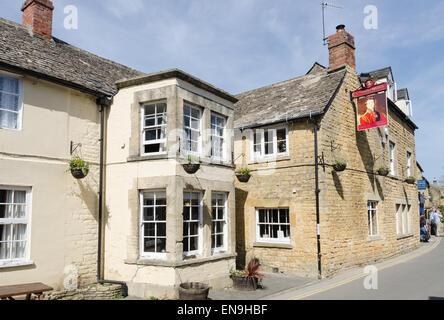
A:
<box><xmin>251</xmin><ymin>127</ymin><xmax>288</xmax><ymax>160</ymax></box>
<box><xmin>141</xmin><ymin>102</ymin><xmax>167</xmax><ymax>155</ymax></box>
<box><xmin>211</xmin><ymin>113</ymin><xmax>226</xmax><ymax>160</ymax></box>
<box><xmin>256</xmin><ymin>208</ymin><xmax>290</xmax><ymax>244</ymax></box>
<box><xmin>183</xmin><ymin>191</ymin><xmax>202</xmax><ymax>257</ymax></box>
<box><xmin>140</xmin><ymin>190</ymin><xmax>167</xmax><ymax>258</ymax></box>
<box><xmin>0</xmin><ymin>74</ymin><xmax>23</xmax><ymax>130</ymax></box>
<box><xmin>211</xmin><ymin>193</ymin><xmax>227</xmax><ymax>253</ymax></box>
<box><xmin>183</xmin><ymin>104</ymin><xmax>201</xmax><ymax>154</ymax></box>
<box><xmin>0</xmin><ymin>187</ymin><xmax>31</xmax><ymax>266</ymax></box>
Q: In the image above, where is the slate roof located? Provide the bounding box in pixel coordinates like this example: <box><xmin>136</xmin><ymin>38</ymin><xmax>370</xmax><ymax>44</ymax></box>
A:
<box><xmin>234</xmin><ymin>64</ymin><xmax>346</xmax><ymax>129</ymax></box>
<box><xmin>0</xmin><ymin>18</ymin><xmax>144</xmax><ymax>96</ymax></box>
<box><xmin>360</xmin><ymin>66</ymin><xmax>394</xmax><ymax>82</ymax></box>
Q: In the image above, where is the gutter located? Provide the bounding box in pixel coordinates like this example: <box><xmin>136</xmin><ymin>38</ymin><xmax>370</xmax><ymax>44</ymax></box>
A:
<box><xmin>96</xmin><ymin>96</ymin><xmax>128</xmax><ymax>297</ymax></box>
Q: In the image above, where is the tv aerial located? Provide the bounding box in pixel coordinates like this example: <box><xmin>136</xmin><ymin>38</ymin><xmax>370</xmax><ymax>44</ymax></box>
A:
<box><xmin>321</xmin><ymin>2</ymin><xmax>344</xmax><ymax>45</ymax></box>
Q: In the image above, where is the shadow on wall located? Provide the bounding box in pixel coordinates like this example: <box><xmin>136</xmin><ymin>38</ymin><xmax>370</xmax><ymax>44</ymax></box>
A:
<box><xmin>332</xmin><ymin>171</ymin><xmax>344</xmax><ymax>200</ymax></box>
<box><xmin>235</xmin><ymin>188</ymin><xmax>248</xmax><ymax>269</ymax></box>
<box><xmin>76</xmin><ymin>179</ymin><xmax>98</xmax><ymax>222</ymax></box>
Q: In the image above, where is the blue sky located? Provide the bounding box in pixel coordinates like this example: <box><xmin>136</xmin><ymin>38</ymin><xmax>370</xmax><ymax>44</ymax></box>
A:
<box><xmin>2</xmin><ymin>0</ymin><xmax>443</xmax><ymax>182</ymax></box>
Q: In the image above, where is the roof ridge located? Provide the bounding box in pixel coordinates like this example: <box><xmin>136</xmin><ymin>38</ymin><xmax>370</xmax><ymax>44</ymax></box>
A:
<box><xmin>236</xmin><ymin>67</ymin><xmax>344</xmax><ymax>97</ymax></box>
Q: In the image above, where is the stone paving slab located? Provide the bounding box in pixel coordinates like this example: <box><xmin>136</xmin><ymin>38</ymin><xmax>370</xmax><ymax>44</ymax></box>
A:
<box><xmin>208</xmin><ymin>272</ymin><xmax>316</xmax><ymax>300</ymax></box>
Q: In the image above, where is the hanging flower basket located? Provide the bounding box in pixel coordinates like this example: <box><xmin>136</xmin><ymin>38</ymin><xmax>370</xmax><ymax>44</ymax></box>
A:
<box><xmin>69</xmin><ymin>157</ymin><xmax>90</xmax><ymax>180</ymax></box>
<box><xmin>405</xmin><ymin>177</ymin><xmax>416</xmax><ymax>185</ymax></box>
<box><xmin>333</xmin><ymin>161</ymin><xmax>347</xmax><ymax>172</ymax></box>
<box><xmin>179</xmin><ymin>282</ymin><xmax>210</xmax><ymax>300</ymax></box>
<box><xmin>377</xmin><ymin>167</ymin><xmax>390</xmax><ymax>176</ymax></box>
<box><xmin>182</xmin><ymin>156</ymin><xmax>200</xmax><ymax>174</ymax></box>
<box><xmin>235</xmin><ymin>168</ymin><xmax>252</xmax><ymax>183</ymax></box>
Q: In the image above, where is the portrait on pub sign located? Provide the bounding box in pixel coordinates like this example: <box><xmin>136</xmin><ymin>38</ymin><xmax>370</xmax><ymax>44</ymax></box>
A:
<box><xmin>357</xmin><ymin>92</ymin><xmax>388</xmax><ymax>131</ymax></box>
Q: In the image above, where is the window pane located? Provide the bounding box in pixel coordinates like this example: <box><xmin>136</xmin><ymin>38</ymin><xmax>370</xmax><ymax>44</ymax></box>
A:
<box><xmin>156</xmin><ymin>193</ymin><xmax>166</xmax><ymax>205</ymax></box>
<box><xmin>146</xmin><ymin>130</ymin><xmax>157</xmax><ymax>141</ymax></box>
<box><xmin>144</xmin><ymin>105</ymin><xmax>156</xmax><ymax>116</ymax></box>
<box><xmin>0</xmin><ymin>110</ymin><xmax>18</xmax><ymax>129</ymax></box>
<box><xmin>157</xmin><ymin>238</ymin><xmax>166</xmax><ymax>253</ymax></box>
<box><xmin>157</xmin><ymin>223</ymin><xmax>166</xmax><ymax>237</ymax></box>
<box><xmin>265</xmin><ymin>142</ymin><xmax>273</xmax><ymax>155</ymax></box>
<box><xmin>189</xmin><ymin>236</ymin><xmax>198</xmax><ymax>251</ymax></box>
<box><xmin>12</xmin><ymin>224</ymin><xmax>26</xmax><ymax>241</ymax></box>
<box><xmin>191</xmin><ymin>108</ymin><xmax>200</xmax><ymax>119</ymax></box>
<box><xmin>0</xmin><ymin>93</ymin><xmax>19</xmax><ymax>111</ymax></box>
<box><xmin>191</xmin><ymin>207</ymin><xmax>199</xmax><ymax>221</ymax></box>
<box><xmin>155</xmin><ymin>207</ymin><xmax>166</xmax><ymax>221</ymax></box>
<box><xmin>144</xmin><ymin>238</ymin><xmax>155</xmax><ymax>253</ymax></box>
<box><xmin>183</xmin><ymin>207</ymin><xmax>190</xmax><ymax>221</ymax></box>
<box><xmin>0</xmin><ymin>76</ymin><xmax>19</xmax><ymax>94</ymax></box>
<box><xmin>258</xmin><ymin>210</ymin><xmax>266</xmax><ymax>223</ymax></box>
<box><xmin>277</xmin><ymin>129</ymin><xmax>286</xmax><ymax>141</ymax></box>
<box><xmin>0</xmin><ymin>242</ymin><xmax>10</xmax><ymax>260</ymax></box>
<box><xmin>145</xmin><ymin>117</ymin><xmax>155</xmax><ymax>127</ymax></box>
<box><xmin>143</xmin><ymin>207</ymin><xmax>154</xmax><ymax>221</ymax></box>
<box><xmin>12</xmin><ymin>241</ymin><xmax>26</xmax><ymax>260</ymax></box>
<box><xmin>216</xmin><ymin>234</ymin><xmax>223</xmax><ymax>248</ymax></box>
<box><xmin>144</xmin><ymin>224</ymin><xmax>155</xmax><ymax>237</ymax></box>
<box><xmin>145</xmin><ymin>144</ymin><xmax>161</xmax><ymax>154</ymax></box>
<box><xmin>183</xmin><ymin>223</ymin><xmax>189</xmax><ymax>236</ymax></box>
<box><xmin>183</xmin><ymin>238</ymin><xmax>189</xmax><ymax>252</ymax></box>
<box><xmin>190</xmin><ymin>222</ymin><xmax>198</xmax><ymax>236</ymax></box>
<box><xmin>157</xmin><ymin>103</ymin><xmax>166</xmax><ymax>114</ymax></box>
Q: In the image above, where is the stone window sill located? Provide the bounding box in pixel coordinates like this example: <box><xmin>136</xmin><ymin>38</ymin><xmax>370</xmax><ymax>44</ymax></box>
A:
<box><xmin>0</xmin><ymin>260</ymin><xmax>34</xmax><ymax>269</ymax></box>
<box><xmin>397</xmin><ymin>233</ymin><xmax>414</xmax><ymax>240</ymax></box>
<box><xmin>128</xmin><ymin>154</ymin><xmax>169</xmax><ymax>162</ymax></box>
<box><xmin>248</xmin><ymin>156</ymin><xmax>291</xmax><ymax>165</ymax></box>
<box><xmin>124</xmin><ymin>252</ymin><xmax>236</xmax><ymax>267</ymax></box>
<box><xmin>253</xmin><ymin>242</ymin><xmax>293</xmax><ymax>249</ymax></box>
<box><xmin>367</xmin><ymin>235</ymin><xmax>384</xmax><ymax>242</ymax></box>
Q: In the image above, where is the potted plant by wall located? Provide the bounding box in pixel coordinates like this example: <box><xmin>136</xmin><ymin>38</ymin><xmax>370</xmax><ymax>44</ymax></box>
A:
<box><xmin>236</xmin><ymin>168</ymin><xmax>252</xmax><ymax>183</ymax></box>
<box><xmin>178</xmin><ymin>282</ymin><xmax>210</xmax><ymax>300</ymax></box>
<box><xmin>230</xmin><ymin>258</ymin><xmax>265</xmax><ymax>291</ymax></box>
<box><xmin>405</xmin><ymin>176</ymin><xmax>416</xmax><ymax>185</ymax></box>
<box><xmin>333</xmin><ymin>160</ymin><xmax>347</xmax><ymax>172</ymax></box>
<box><xmin>69</xmin><ymin>157</ymin><xmax>90</xmax><ymax>179</ymax></box>
<box><xmin>377</xmin><ymin>166</ymin><xmax>390</xmax><ymax>176</ymax></box>
<box><xmin>182</xmin><ymin>155</ymin><xmax>200</xmax><ymax>174</ymax></box>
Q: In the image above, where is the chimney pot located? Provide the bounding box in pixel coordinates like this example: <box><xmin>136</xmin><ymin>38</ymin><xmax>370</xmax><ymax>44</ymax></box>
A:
<box><xmin>21</xmin><ymin>0</ymin><xmax>54</xmax><ymax>39</ymax></box>
<box><xmin>336</xmin><ymin>24</ymin><xmax>346</xmax><ymax>31</ymax></box>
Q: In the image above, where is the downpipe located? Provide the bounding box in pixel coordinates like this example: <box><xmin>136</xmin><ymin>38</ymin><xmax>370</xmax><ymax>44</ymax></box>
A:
<box><xmin>96</xmin><ymin>97</ymin><xmax>128</xmax><ymax>297</ymax></box>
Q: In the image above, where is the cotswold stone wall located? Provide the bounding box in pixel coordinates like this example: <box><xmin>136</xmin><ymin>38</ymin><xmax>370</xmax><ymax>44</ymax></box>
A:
<box><xmin>234</xmin><ymin>64</ymin><xmax>420</xmax><ymax>279</ymax></box>
<box><xmin>318</xmin><ymin>64</ymin><xmax>419</xmax><ymax>277</ymax></box>
<box><xmin>44</xmin><ymin>284</ymin><xmax>122</xmax><ymax>300</ymax></box>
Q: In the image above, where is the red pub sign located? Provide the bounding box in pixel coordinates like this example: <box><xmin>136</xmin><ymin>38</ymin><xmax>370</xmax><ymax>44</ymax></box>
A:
<box><xmin>353</xmin><ymin>81</ymin><xmax>389</xmax><ymax>131</ymax></box>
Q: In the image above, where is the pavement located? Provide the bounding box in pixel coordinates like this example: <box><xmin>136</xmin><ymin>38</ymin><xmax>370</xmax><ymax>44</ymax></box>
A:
<box><xmin>208</xmin><ymin>272</ymin><xmax>314</xmax><ymax>300</ymax></box>
<box><xmin>262</xmin><ymin>235</ymin><xmax>443</xmax><ymax>300</ymax></box>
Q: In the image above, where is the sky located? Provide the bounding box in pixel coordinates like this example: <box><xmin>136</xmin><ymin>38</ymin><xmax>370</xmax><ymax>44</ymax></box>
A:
<box><xmin>1</xmin><ymin>0</ymin><xmax>443</xmax><ymax>182</ymax></box>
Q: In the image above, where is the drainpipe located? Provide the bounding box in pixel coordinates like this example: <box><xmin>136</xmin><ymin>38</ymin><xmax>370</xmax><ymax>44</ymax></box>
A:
<box><xmin>96</xmin><ymin>96</ymin><xmax>128</xmax><ymax>296</ymax></box>
<box><xmin>310</xmin><ymin>114</ymin><xmax>323</xmax><ymax>279</ymax></box>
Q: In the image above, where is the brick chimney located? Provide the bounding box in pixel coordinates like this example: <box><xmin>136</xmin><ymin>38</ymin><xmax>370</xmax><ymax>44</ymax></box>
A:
<box><xmin>21</xmin><ymin>0</ymin><xmax>54</xmax><ymax>39</ymax></box>
<box><xmin>328</xmin><ymin>25</ymin><xmax>356</xmax><ymax>70</ymax></box>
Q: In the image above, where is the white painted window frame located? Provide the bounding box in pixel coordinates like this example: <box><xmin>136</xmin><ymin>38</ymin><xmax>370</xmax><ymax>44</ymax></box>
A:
<box><xmin>367</xmin><ymin>201</ymin><xmax>379</xmax><ymax>236</ymax></box>
<box><xmin>406</xmin><ymin>151</ymin><xmax>412</xmax><ymax>177</ymax></box>
<box><xmin>211</xmin><ymin>192</ymin><xmax>228</xmax><ymax>254</ymax></box>
<box><xmin>182</xmin><ymin>191</ymin><xmax>203</xmax><ymax>258</ymax></box>
<box><xmin>139</xmin><ymin>190</ymin><xmax>167</xmax><ymax>260</ymax></box>
<box><xmin>210</xmin><ymin>113</ymin><xmax>227</xmax><ymax>161</ymax></box>
<box><xmin>250</xmin><ymin>126</ymin><xmax>289</xmax><ymax>161</ymax></box>
<box><xmin>0</xmin><ymin>186</ymin><xmax>32</xmax><ymax>268</ymax></box>
<box><xmin>183</xmin><ymin>104</ymin><xmax>202</xmax><ymax>156</ymax></box>
<box><xmin>389</xmin><ymin>141</ymin><xmax>396</xmax><ymax>176</ymax></box>
<box><xmin>0</xmin><ymin>72</ymin><xmax>24</xmax><ymax>131</ymax></box>
<box><xmin>256</xmin><ymin>208</ymin><xmax>291</xmax><ymax>245</ymax></box>
<box><xmin>140</xmin><ymin>102</ymin><xmax>168</xmax><ymax>156</ymax></box>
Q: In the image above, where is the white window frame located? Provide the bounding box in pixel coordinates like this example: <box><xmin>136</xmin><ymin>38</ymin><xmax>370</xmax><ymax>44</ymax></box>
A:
<box><xmin>0</xmin><ymin>72</ymin><xmax>24</xmax><ymax>131</ymax></box>
<box><xmin>139</xmin><ymin>190</ymin><xmax>167</xmax><ymax>260</ymax></box>
<box><xmin>256</xmin><ymin>208</ymin><xmax>291</xmax><ymax>245</ymax></box>
<box><xmin>211</xmin><ymin>192</ymin><xmax>228</xmax><ymax>254</ymax></box>
<box><xmin>250</xmin><ymin>126</ymin><xmax>289</xmax><ymax>161</ymax></box>
<box><xmin>182</xmin><ymin>191</ymin><xmax>203</xmax><ymax>258</ymax></box>
<box><xmin>210</xmin><ymin>113</ymin><xmax>227</xmax><ymax>161</ymax></box>
<box><xmin>140</xmin><ymin>102</ymin><xmax>167</xmax><ymax>156</ymax></box>
<box><xmin>389</xmin><ymin>141</ymin><xmax>396</xmax><ymax>176</ymax></box>
<box><xmin>406</xmin><ymin>151</ymin><xmax>412</xmax><ymax>177</ymax></box>
<box><xmin>396</xmin><ymin>204</ymin><xmax>411</xmax><ymax>236</ymax></box>
<box><xmin>183</xmin><ymin>104</ymin><xmax>202</xmax><ymax>156</ymax></box>
<box><xmin>0</xmin><ymin>186</ymin><xmax>32</xmax><ymax>268</ymax></box>
<box><xmin>367</xmin><ymin>201</ymin><xmax>379</xmax><ymax>236</ymax></box>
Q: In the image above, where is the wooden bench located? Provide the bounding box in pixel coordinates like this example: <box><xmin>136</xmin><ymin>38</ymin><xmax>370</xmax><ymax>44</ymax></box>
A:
<box><xmin>0</xmin><ymin>283</ymin><xmax>53</xmax><ymax>300</ymax></box>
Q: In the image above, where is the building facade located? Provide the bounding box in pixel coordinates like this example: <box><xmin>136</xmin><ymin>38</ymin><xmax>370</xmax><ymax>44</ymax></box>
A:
<box><xmin>234</xmin><ymin>26</ymin><xmax>420</xmax><ymax>278</ymax></box>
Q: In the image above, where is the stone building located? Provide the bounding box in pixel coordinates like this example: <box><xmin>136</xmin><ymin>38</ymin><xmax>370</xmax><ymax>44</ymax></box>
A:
<box><xmin>0</xmin><ymin>0</ymin><xmax>237</xmax><ymax>299</ymax></box>
<box><xmin>234</xmin><ymin>25</ymin><xmax>420</xmax><ymax>278</ymax></box>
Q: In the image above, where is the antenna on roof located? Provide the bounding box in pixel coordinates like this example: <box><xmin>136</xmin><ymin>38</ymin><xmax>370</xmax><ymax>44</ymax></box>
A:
<box><xmin>321</xmin><ymin>2</ymin><xmax>344</xmax><ymax>45</ymax></box>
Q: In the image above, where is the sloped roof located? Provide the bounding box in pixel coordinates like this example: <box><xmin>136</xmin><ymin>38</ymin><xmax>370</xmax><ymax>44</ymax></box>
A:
<box><xmin>234</xmin><ymin>65</ymin><xmax>346</xmax><ymax>129</ymax></box>
<box><xmin>360</xmin><ymin>66</ymin><xmax>394</xmax><ymax>83</ymax></box>
<box><xmin>0</xmin><ymin>18</ymin><xmax>144</xmax><ymax>96</ymax></box>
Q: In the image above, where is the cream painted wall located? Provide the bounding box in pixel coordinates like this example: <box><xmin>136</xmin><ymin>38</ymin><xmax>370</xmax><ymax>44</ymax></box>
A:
<box><xmin>0</xmin><ymin>74</ymin><xmax>100</xmax><ymax>290</ymax></box>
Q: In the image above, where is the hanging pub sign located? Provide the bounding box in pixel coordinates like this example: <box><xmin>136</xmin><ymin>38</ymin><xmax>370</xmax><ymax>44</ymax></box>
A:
<box><xmin>353</xmin><ymin>80</ymin><xmax>389</xmax><ymax>131</ymax></box>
